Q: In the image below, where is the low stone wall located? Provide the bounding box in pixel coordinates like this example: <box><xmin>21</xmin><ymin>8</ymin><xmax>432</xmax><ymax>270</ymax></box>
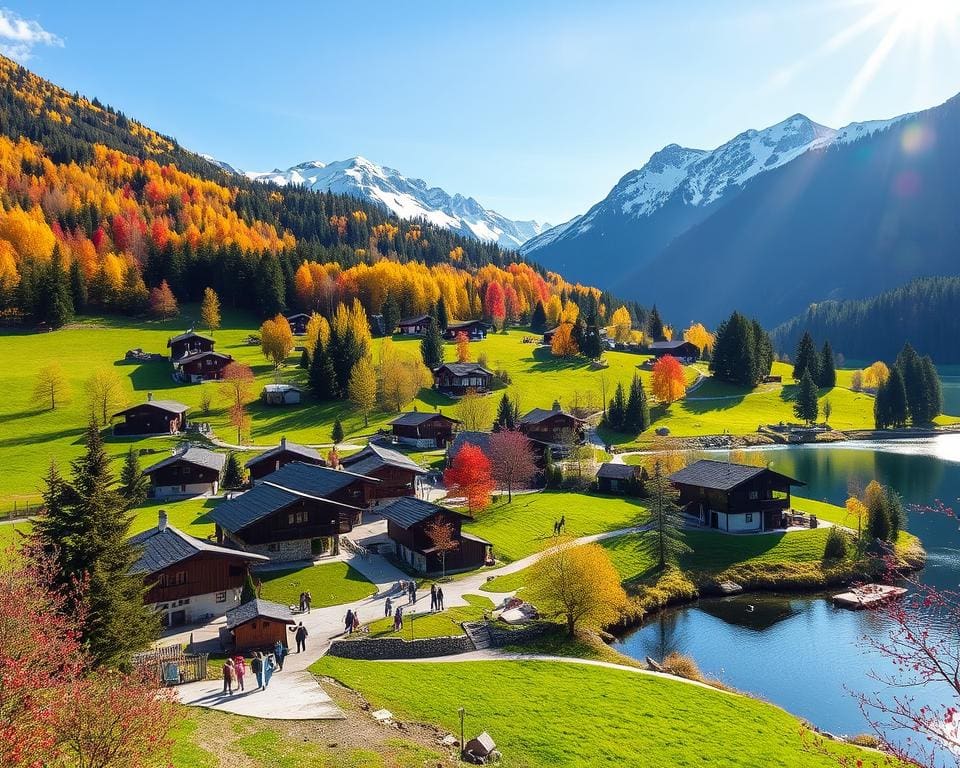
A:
<box><xmin>327</xmin><ymin>634</ymin><xmax>474</xmax><ymax>660</ymax></box>
<box><xmin>489</xmin><ymin>621</ymin><xmax>551</xmax><ymax>647</ymax></box>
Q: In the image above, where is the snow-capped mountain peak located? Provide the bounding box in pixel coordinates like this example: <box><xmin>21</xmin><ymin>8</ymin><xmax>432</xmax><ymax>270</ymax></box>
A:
<box><xmin>243</xmin><ymin>156</ymin><xmax>548</xmax><ymax>250</ymax></box>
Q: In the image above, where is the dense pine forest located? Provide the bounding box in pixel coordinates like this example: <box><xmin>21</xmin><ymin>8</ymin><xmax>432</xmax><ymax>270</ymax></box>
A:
<box><xmin>771</xmin><ymin>277</ymin><xmax>960</xmax><ymax>365</ymax></box>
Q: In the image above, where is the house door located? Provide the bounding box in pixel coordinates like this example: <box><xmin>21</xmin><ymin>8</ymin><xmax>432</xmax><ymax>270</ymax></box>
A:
<box><xmin>710</xmin><ymin>511</ymin><xmax>719</xmax><ymax>529</ymax></box>
<box><xmin>169</xmin><ymin>609</ymin><xmax>186</xmax><ymax>627</ymax></box>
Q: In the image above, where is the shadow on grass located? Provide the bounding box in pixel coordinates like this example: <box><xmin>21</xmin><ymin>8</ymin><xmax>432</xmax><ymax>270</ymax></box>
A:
<box><xmin>528</xmin><ymin>346</ymin><xmax>595</xmax><ymax>373</ymax></box>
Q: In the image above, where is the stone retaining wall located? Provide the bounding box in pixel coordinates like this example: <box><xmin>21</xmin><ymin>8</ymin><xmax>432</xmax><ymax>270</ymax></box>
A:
<box><xmin>327</xmin><ymin>634</ymin><xmax>474</xmax><ymax>660</ymax></box>
<box><xmin>488</xmin><ymin>622</ymin><xmax>551</xmax><ymax>647</ymax></box>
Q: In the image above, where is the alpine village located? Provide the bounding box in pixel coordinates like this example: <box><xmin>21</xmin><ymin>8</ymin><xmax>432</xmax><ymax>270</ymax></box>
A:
<box><xmin>2</xmin><ymin>5</ymin><xmax>960</xmax><ymax>767</ymax></box>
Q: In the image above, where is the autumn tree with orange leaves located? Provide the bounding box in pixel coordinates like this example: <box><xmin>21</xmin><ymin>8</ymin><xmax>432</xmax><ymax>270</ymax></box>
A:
<box><xmin>148</xmin><ymin>280</ymin><xmax>178</xmax><ymax>319</ymax></box>
<box><xmin>551</xmin><ymin>322</ymin><xmax>579</xmax><ymax>357</ymax></box>
<box><xmin>443</xmin><ymin>443</ymin><xmax>495</xmax><ymax>513</ymax></box>
<box><xmin>651</xmin><ymin>354</ymin><xmax>686</xmax><ymax>406</ymax></box>
<box><xmin>455</xmin><ymin>331</ymin><xmax>471</xmax><ymax>363</ymax></box>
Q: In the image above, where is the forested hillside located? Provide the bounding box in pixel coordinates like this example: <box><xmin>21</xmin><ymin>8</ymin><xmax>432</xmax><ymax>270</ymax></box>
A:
<box><xmin>771</xmin><ymin>277</ymin><xmax>960</xmax><ymax>364</ymax></box>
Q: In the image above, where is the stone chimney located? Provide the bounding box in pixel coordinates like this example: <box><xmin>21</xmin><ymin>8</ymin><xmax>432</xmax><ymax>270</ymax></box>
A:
<box><xmin>147</xmin><ymin>392</ymin><xmax>153</xmax><ymax>402</ymax></box>
<box><xmin>158</xmin><ymin>510</ymin><xmax>168</xmax><ymax>532</ymax></box>
<box><xmin>280</xmin><ymin>436</ymin><xmax>287</xmax><ymax>450</ymax></box>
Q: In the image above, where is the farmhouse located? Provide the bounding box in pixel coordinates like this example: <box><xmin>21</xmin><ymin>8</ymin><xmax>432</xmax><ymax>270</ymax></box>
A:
<box><xmin>446</xmin><ymin>431</ymin><xmax>492</xmax><ymax>464</ymax></box>
<box><xmin>542</xmin><ymin>326</ymin><xmax>560</xmax><ymax>345</ymax></box>
<box><xmin>167</xmin><ymin>330</ymin><xmax>215</xmax><ymax>361</ymax></box>
<box><xmin>442</xmin><ymin>319</ymin><xmax>490</xmax><ymax>341</ymax></box>
<box><xmin>210</xmin><ymin>462</ymin><xmax>378</xmax><ymax>561</ymax></box>
<box><xmin>378</xmin><ymin>496</ymin><xmax>490</xmax><ymax>573</ymax></box>
<box><xmin>648</xmin><ymin>340</ymin><xmax>700</xmax><ymax>362</ymax></box>
<box><xmin>245</xmin><ymin>437</ymin><xmax>323</xmax><ymax>484</ymax></box>
<box><xmin>388</xmin><ymin>411</ymin><xmax>461</xmax><ymax>448</ymax></box>
<box><xmin>261</xmin><ymin>383</ymin><xmax>302</xmax><ymax>405</ymax></box>
<box><xmin>143</xmin><ymin>446</ymin><xmax>226</xmax><ymax>498</ymax></box>
<box><xmin>112</xmin><ymin>395</ymin><xmax>188</xmax><ymax>436</ymax></box>
<box><xmin>670</xmin><ymin>459</ymin><xmax>806</xmax><ymax>533</ymax></box>
<box><xmin>518</xmin><ymin>407</ymin><xmax>585</xmax><ymax>446</ymax></box>
<box><xmin>129</xmin><ymin>510</ymin><xmax>268</xmax><ymax>628</ymax></box>
<box><xmin>285</xmin><ymin>312</ymin><xmax>311</xmax><ymax>335</ymax></box>
<box><xmin>225</xmin><ymin>599</ymin><xmax>296</xmax><ymax>652</ymax></box>
<box><xmin>596</xmin><ymin>462</ymin><xmax>646</xmax><ymax>495</ymax></box>
<box><xmin>397</xmin><ymin>314</ymin><xmax>431</xmax><ymax>335</ymax></box>
<box><xmin>433</xmin><ymin>362</ymin><xmax>494</xmax><ymax>396</ymax></box>
<box><xmin>173</xmin><ymin>349</ymin><xmax>234</xmax><ymax>382</ymax></box>
<box><xmin>340</xmin><ymin>442</ymin><xmax>427</xmax><ymax>500</ymax></box>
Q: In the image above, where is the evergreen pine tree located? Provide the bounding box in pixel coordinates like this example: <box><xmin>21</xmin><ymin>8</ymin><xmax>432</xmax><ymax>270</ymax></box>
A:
<box><xmin>381</xmin><ymin>294</ymin><xmax>400</xmax><ymax>336</ymax></box>
<box><xmin>223</xmin><ymin>452</ymin><xmax>244</xmax><ymax>489</ymax></box>
<box><xmin>710</xmin><ymin>311</ymin><xmax>768</xmax><ymax>387</ymax></box>
<box><xmin>493</xmin><ymin>392</ymin><xmax>516</xmax><ymax>431</ymax></box>
<box><xmin>332</xmin><ymin>419</ymin><xmax>345</xmax><ymax>445</ymax></box>
<box><xmin>436</xmin><ymin>296</ymin><xmax>449</xmax><ymax>332</ymax></box>
<box><xmin>818</xmin><ymin>340</ymin><xmax>836</xmax><ymax>388</ymax></box>
<box><xmin>118</xmin><ymin>446</ymin><xmax>149</xmax><ymax>507</ymax></box>
<box><xmin>896</xmin><ymin>343</ymin><xmax>925</xmax><ymax>424</ymax></box>
<box><xmin>641</xmin><ymin>462</ymin><xmax>692</xmax><ymax>569</ymax></box>
<box><xmin>607</xmin><ymin>382</ymin><xmax>626</xmax><ymax>431</ymax></box>
<box><xmin>624</xmin><ymin>373</ymin><xmax>650</xmax><ymax>433</ymax></box>
<box><xmin>886</xmin><ymin>487</ymin><xmax>905</xmax><ymax>539</ymax></box>
<box><xmin>866</xmin><ymin>490</ymin><xmax>892</xmax><ymax>542</ymax></box>
<box><xmin>299</xmin><ymin>348</ymin><xmax>310</xmax><ymax>369</ymax></box>
<box><xmin>69</xmin><ymin>258</ymin><xmax>87</xmax><ymax>314</ymax></box>
<box><xmin>647</xmin><ymin>305</ymin><xmax>665</xmax><ymax>342</ymax></box>
<box><xmin>240</xmin><ymin>570</ymin><xmax>258</xmax><ymax>604</ymax></box>
<box><xmin>328</xmin><ymin>323</ymin><xmax>358</xmax><ymax>394</ymax></box>
<box><xmin>33</xmin><ymin>421</ymin><xmax>158</xmax><ymax>667</ymax></box>
<box><xmin>581</xmin><ymin>309</ymin><xmax>603</xmax><ymax>360</ymax></box>
<box><xmin>794</xmin><ymin>370</ymin><xmax>819</xmax><ymax>424</ymax></box>
<box><xmin>572</xmin><ymin>316</ymin><xmax>586</xmax><ymax>353</ymax></box>
<box><xmin>421</xmin><ymin>316</ymin><xmax>444</xmax><ymax>370</ymax></box>
<box><xmin>254</xmin><ymin>254</ymin><xmax>286</xmax><ymax>317</ymax></box>
<box><xmin>792</xmin><ymin>331</ymin><xmax>820</xmax><ymax>382</ymax></box>
<box><xmin>919</xmin><ymin>355</ymin><xmax>942</xmax><ymax>423</ymax></box>
<box><xmin>873</xmin><ymin>376</ymin><xmax>891</xmax><ymax>429</ymax></box>
<box><xmin>309</xmin><ymin>339</ymin><xmax>339</xmax><ymax>400</ymax></box>
<box><xmin>752</xmin><ymin>319</ymin><xmax>774</xmax><ymax>384</ymax></box>
<box><xmin>885</xmin><ymin>366</ymin><xmax>909</xmax><ymax>427</ymax></box>
<box><xmin>530</xmin><ymin>300</ymin><xmax>548</xmax><ymax>334</ymax></box>
<box><xmin>36</xmin><ymin>247</ymin><xmax>73</xmax><ymax>328</ymax></box>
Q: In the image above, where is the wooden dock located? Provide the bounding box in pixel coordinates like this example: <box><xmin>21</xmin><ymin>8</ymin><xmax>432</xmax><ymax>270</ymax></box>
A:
<box><xmin>832</xmin><ymin>584</ymin><xmax>907</xmax><ymax>610</ymax></box>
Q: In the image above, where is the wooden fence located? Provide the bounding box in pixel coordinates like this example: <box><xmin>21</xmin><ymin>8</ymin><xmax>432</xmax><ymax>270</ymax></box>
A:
<box><xmin>133</xmin><ymin>644</ymin><xmax>208</xmax><ymax>686</ymax></box>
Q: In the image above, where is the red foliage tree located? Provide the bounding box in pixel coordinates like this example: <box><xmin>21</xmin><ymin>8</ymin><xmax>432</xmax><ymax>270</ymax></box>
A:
<box><xmin>651</xmin><ymin>354</ymin><xmax>686</xmax><ymax>405</ymax></box>
<box><xmin>148</xmin><ymin>279</ymin><xmax>178</xmax><ymax>319</ymax></box>
<box><xmin>503</xmin><ymin>283</ymin><xmax>520</xmax><ymax>323</ymax></box>
<box><xmin>488</xmin><ymin>429</ymin><xmax>537</xmax><ymax>502</ymax></box>
<box><xmin>484</xmin><ymin>282</ymin><xmax>506</xmax><ymax>331</ymax></box>
<box><xmin>443</xmin><ymin>443</ymin><xmax>495</xmax><ymax>513</ymax></box>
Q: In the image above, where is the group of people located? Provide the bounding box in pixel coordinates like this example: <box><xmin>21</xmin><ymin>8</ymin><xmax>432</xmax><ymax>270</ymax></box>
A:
<box><xmin>429</xmin><ymin>583</ymin><xmax>445</xmax><ymax>612</ymax></box>
<box><xmin>343</xmin><ymin>608</ymin><xmax>362</xmax><ymax>635</ymax></box>
<box><xmin>552</xmin><ymin>515</ymin><xmax>566</xmax><ymax>536</ymax></box>
<box><xmin>221</xmin><ymin>640</ymin><xmax>288</xmax><ymax>695</ymax></box>
<box><xmin>297</xmin><ymin>591</ymin><xmax>313</xmax><ymax>613</ymax></box>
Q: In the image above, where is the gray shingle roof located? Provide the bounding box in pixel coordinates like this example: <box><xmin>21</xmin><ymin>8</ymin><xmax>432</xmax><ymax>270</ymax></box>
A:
<box><xmin>379</xmin><ymin>497</ymin><xmax>465</xmax><ymax>529</ymax></box>
<box><xmin>398</xmin><ymin>314</ymin><xmax>431</xmax><ymax>325</ymax></box>
<box><xmin>597</xmin><ymin>463</ymin><xmax>637</xmax><ymax>480</ymax></box>
<box><xmin>113</xmin><ymin>400</ymin><xmax>189</xmax><ymax>418</ymax></box>
<box><xmin>210</xmin><ymin>462</ymin><xmax>374</xmax><ymax>533</ymax></box>
<box><xmin>448</xmin><ymin>431</ymin><xmax>492</xmax><ymax>458</ymax></box>
<box><xmin>669</xmin><ymin>460</ymin><xmax>804</xmax><ymax>491</ymax></box>
<box><xmin>168</xmin><ymin>330</ymin><xmax>214</xmax><ymax>345</ymax></box>
<box><xmin>518</xmin><ymin>407</ymin><xmax>582</xmax><ymax>425</ymax></box>
<box><xmin>342</xmin><ymin>442</ymin><xmax>426</xmax><ymax>476</ymax></box>
<box><xmin>446</xmin><ymin>320</ymin><xmax>490</xmax><ymax>330</ymax></box>
<box><xmin>226</xmin><ymin>598</ymin><xmax>295</xmax><ymax>629</ymax></box>
<box><xmin>245</xmin><ymin>441</ymin><xmax>321</xmax><ymax>469</ymax></box>
<box><xmin>649</xmin><ymin>340</ymin><xmax>695</xmax><ymax>350</ymax></box>
<box><xmin>175</xmin><ymin>350</ymin><xmax>232</xmax><ymax>365</ymax></box>
<box><xmin>129</xmin><ymin>521</ymin><xmax>267</xmax><ymax>575</ymax></box>
<box><xmin>143</xmin><ymin>447</ymin><xmax>226</xmax><ymax>475</ymax></box>
<box><xmin>388</xmin><ymin>411</ymin><xmax>460</xmax><ymax>427</ymax></box>
<box><xmin>434</xmin><ymin>362</ymin><xmax>494</xmax><ymax>377</ymax></box>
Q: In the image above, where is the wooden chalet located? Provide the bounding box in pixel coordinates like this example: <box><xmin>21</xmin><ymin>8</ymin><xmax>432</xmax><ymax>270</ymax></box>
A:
<box><xmin>112</xmin><ymin>395</ymin><xmax>188</xmax><ymax>436</ymax></box>
<box><xmin>173</xmin><ymin>350</ymin><xmax>233</xmax><ymax>383</ymax></box>
<box><xmin>397</xmin><ymin>314</ymin><xmax>431</xmax><ymax>335</ymax></box>
<box><xmin>225</xmin><ymin>599</ymin><xmax>296</xmax><ymax>652</ymax></box>
<box><xmin>340</xmin><ymin>442</ymin><xmax>427</xmax><ymax>500</ymax></box>
<box><xmin>210</xmin><ymin>462</ymin><xmax>378</xmax><ymax>561</ymax></box>
<box><xmin>670</xmin><ymin>459</ymin><xmax>805</xmax><ymax>533</ymax></box>
<box><xmin>442</xmin><ymin>319</ymin><xmax>490</xmax><ymax>341</ymax></box>
<box><xmin>261</xmin><ymin>383</ymin><xmax>302</xmax><ymax>405</ymax></box>
<box><xmin>245</xmin><ymin>437</ymin><xmax>323</xmax><ymax>484</ymax></box>
<box><xmin>596</xmin><ymin>462</ymin><xmax>647</xmax><ymax>495</ymax></box>
<box><xmin>446</xmin><ymin>431</ymin><xmax>492</xmax><ymax>465</ymax></box>
<box><xmin>432</xmin><ymin>362</ymin><xmax>494</xmax><ymax>396</ymax></box>
<box><xmin>167</xmin><ymin>330</ymin><xmax>215</xmax><ymax>361</ymax></box>
<box><xmin>648</xmin><ymin>340</ymin><xmax>700</xmax><ymax>361</ymax></box>
<box><xmin>388</xmin><ymin>411</ymin><xmax>461</xmax><ymax>448</ymax></box>
<box><xmin>378</xmin><ymin>497</ymin><xmax>490</xmax><ymax>573</ymax></box>
<box><xmin>518</xmin><ymin>407</ymin><xmax>585</xmax><ymax>446</ymax></box>
<box><xmin>285</xmin><ymin>312</ymin><xmax>311</xmax><ymax>335</ymax></box>
<box><xmin>129</xmin><ymin>510</ymin><xmax>268</xmax><ymax>627</ymax></box>
<box><xmin>143</xmin><ymin>446</ymin><xmax>226</xmax><ymax>498</ymax></box>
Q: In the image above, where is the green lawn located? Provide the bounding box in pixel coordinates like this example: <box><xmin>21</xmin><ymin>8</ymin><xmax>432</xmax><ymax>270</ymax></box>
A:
<box><xmin>129</xmin><ymin>496</ymin><xmax>220</xmax><ymax>538</ymax></box>
<box><xmin>363</xmin><ymin>594</ymin><xmax>493</xmax><ymax>638</ymax></box>
<box><xmin>462</xmin><ymin>491</ymin><xmax>643</xmax><ymax>563</ymax></box>
<box><xmin>256</xmin><ymin>562</ymin><xmax>375</xmax><ymax>608</ymax></box>
<box><xmin>313</xmin><ymin>657</ymin><xmax>875</xmax><ymax>768</ymax></box>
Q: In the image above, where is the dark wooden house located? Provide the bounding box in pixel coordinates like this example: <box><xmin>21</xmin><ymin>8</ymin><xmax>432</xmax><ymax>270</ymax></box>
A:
<box><xmin>167</xmin><ymin>330</ymin><xmax>215</xmax><ymax>361</ymax></box>
<box><xmin>596</xmin><ymin>463</ymin><xmax>647</xmax><ymax>495</ymax></box>
<box><xmin>443</xmin><ymin>320</ymin><xmax>490</xmax><ymax>341</ymax></box>
<box><xmin>210</xmin><ymin>462</ymin><xmax>378</xmax><ymax>561</ymax></box>
<box><xmin>112</xmin><ymin>396</ymin><xmax>189</xmax><ymax>436</ymax></box>
<box><xmin>129</xmin><ymin>510</ymin><xmax>268</xmax><ymax>627</ymax></box>
<box><xmin>432</xmin><ymin>362</ymin><xmax>494</xmax><ymax>396</ymax></box>
<box><xmin>245</xmin><ymin>437</ymin><xmax>324</xmax><ymax>484</ymax></box>
<box><xmin>670</xmin><ymin>459</ymin><xmax>805</xmax><ymax>533</ymax></box>
<box><xmin>446</xmin><ymin>431</ymin><xmax>492</xmax><ymax>465</ymax></box>
<box><xmin>397</xmin><ymin>314</ymin><xmax>431</xmax><ymax>335</ymax></box>
<box><xmin>388</xmin><ymin>411</ymin><xmax>461</xmax><ymax>448</ymax></box>
<box><xmin>379</xmin><ymin>497</ymin><xmax>491</xmax><ymax>573</ymax></box>
<box><xmin>143</xmin><ymin>447</ymin><xmax>226</xmax><ymax>498</ymax></box>
<box><xmin>648</xmin><ymin>340</ymin><xmax>700</xmax><ymax>361</ymax></box>
<box><xmin>285</xmin><ymin>312</ymin><xmax>311</xmax><ymax>335</ymax></box>
<box><xmin>518</xmin><ymin>407</ymin><xmax>585</xmax><ymax>446</ymax></box>
<box><xmin>340</xmin><ymin>442</ymin><xmax>426</xmax><ymax>500</ymax></box>
<box><xmin>174</xmin><ymin>350</ymin><xmax>233</xmax><ymax>383</ymax></box>
<box><xmin>225</xmin><ymin>599</ymin><xmax>296</xmax><ymax>652</ymax></box>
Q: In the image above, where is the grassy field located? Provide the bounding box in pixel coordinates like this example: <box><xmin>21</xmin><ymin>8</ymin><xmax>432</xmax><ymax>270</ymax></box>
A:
<box><xmin>462</xmin><ymin>491</ymin><xmax>643</xmax><ymax>563</ymax></box>
<box><xmin>362</xmin><ymin>593</ymin><xmax>493</xmax><ymax>638</ymax></box>
<box><xmin>313</xmin><ymin>656</ymin><xmax>875</xmax><ymax>767</ymax></box>
<box><xmin>256</xmin><ymin>562</ymin><xmax>375</xmax><ymax>608</ymax></box>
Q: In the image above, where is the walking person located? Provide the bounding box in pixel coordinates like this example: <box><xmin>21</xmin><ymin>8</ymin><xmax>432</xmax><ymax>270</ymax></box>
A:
<box><xmin>233</xmin><ymin>655</ymin><xmax>246</xmax><ymax>692</ymax></box>
<box><xmin>263</xmin><ymin>654</ymin><xmax>275</xmax><ymax>689</ymax></box>
<box><xmin>344</xmin><ymin>608</ymin><xmax>354</xmax><ymax>635</ymax></box>
<box><xmin>251</xmin><ymin>652</ymin><xmax>264</xmax><ymax>690</ymax></box>
<box><xmin>305</xmin><ymin>591</ymin><xmax>312</xmax><ymax>614</ymax></box>
<box><xmin>222</xmin><ymin>657</ymin><xmax>235</xmax><ymax>695</ymax></box>
<box><xmin>559</xmin><ymin>515</ymin><xmax>566</xmax><ymax>533</ymax></box>
<box><xmin>553</xmin><ymin>520</ymin><xmax>559</xmax><ymax>536</ymax></box>
<box><xmin>393</xmin><ymin>605</ymin><xmax>403</xmax><ymax>631</ymax></box>
<box><xmin>290</xmin><ymin>621</ymin><xmax>308</xmax><ymax>653</ymax></box>
<box><xmin>273</xmin><ymin>640</ymin><xmax>286</xmax><ymax>671</ymax></box>
<box><xmin>430</xmin><ymin>583</ymin><xmax>437</xmax><ymax>612</ymax></box>
<box><xmin>409</xmin><ymin>581</ymin><xmax>417</xmax><ymax>605</ymax></box>
<box><xmin>384</xmin><ymin>596</ymin><xmax>393</xmax><ymax>617</ymax></box>
<box><xmin>351</xmin><ymin>610</ymin><xmax>360</xmax><ymax>634</ymax></box>
<box><xmin>298</xmin><ymin>592</ymin><xmax>306</xmax><ymax>612</ymax></box>
<box><xmin>437</xmin><ymin>586</ymin><xmax>445</xmax><ymax>611</ymax></box>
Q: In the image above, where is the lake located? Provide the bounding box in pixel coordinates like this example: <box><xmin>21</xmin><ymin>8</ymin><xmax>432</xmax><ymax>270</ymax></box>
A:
<box><xmin>613</xmin><ymin>432</ymin><xmax>960</xmax><ymax>740</ymax></box>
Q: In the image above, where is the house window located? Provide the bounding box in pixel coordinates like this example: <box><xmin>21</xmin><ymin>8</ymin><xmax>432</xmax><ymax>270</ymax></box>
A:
<box><xmin>287</xmin><ymin>510</ymin><xmax>307</xmax><ymax>525</ymax></box>
<box><xmin>745</xmin><ymin>513</ymin><xmax>753</xmax><ymax>523</ymax></box>
<box><xmin>748</xmin><ymin>490</ymin><xmax>758</xmax><ymax>500</ymax></box>
<box><xmin>215</xmin><ymin>591</ymin><xmax>227</xmax><ymax>603</ymax></box>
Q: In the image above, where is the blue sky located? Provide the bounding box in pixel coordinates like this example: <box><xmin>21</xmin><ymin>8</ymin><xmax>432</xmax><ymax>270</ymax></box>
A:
<box><xmin>9</xmin><ymin>0</ymin><xmax>960</xmax><ymax>224</ymax></box>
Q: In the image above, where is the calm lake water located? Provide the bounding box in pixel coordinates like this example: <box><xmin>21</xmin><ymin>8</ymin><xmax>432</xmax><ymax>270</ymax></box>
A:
<box><xmin>613</xmin><ymin>427</ymin><xmax>960</xmax><ymax>739</ymax></box>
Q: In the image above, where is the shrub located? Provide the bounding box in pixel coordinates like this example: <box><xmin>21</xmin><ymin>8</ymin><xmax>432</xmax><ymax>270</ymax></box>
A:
<box><xmin>661</xmin><ymin>652</ymin><xmax>703</xmax><ymax>681</ymax></box>
<box><xmin>823</xmin><ymin>526</ymin><xmax>849</xmax><ymax>560</ymax></box>
<box><xmin>477</xmin><ymin>351</ymin><xmax>489</xmax><ymax>369</ymax></box>
<box><xmin>494</xmin><ymin>367</ymin><xmax>512</xmax><ymax>385</ymax></box>
<box><xmin>847</xmin><ymin>734</ymin><xmax>880</xmax><ymax>749</ymax></box>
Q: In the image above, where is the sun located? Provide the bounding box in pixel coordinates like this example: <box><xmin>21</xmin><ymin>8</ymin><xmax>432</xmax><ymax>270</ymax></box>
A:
<box><xmin>881</xmin><ymin>0</ymin><xmax>960</xmax><ymax>32</ymax></box>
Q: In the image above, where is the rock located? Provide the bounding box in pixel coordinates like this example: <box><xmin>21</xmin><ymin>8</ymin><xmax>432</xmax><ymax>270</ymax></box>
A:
<box><xmin>372</xmin><ymin>709</ymin><xmax>393</xmax><ymax>723</ymax></box>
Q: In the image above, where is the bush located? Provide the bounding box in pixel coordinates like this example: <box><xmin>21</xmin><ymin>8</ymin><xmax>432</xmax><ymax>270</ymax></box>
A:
<box><xmin>847</xmin><ymin>734</ymin><xmax>880</xmax><ymax>749</ymax></box>
<box><xmin>478</xmin><ymin>352</ymin><xmax>489</xmax><ymax>369</ymax></box>
<box><xmin>494</xmin><ymin>367</ymin><xmax>512</xmax><ymax>385</ymax></box>
<box><xmin>823</xmin><ymin>526</ymin><xmax>849</xmax><ymax>560</ymax></box>
<box><xmin>661</xmin><ymin>652</ymin><xmax>704</xmax><ymax>681</ymax></box>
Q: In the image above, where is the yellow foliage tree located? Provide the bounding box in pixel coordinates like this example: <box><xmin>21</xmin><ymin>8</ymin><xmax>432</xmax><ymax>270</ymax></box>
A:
<box><xmin>608</xmin><ymin>306</ymin><xmax>633</xmax><ymax>343</ymax></box>
<box><xmin>845</xmin><ymin>496</ymin><xmax>868</xmax><ymax>539</ymax></box>
<box><xmin>379</xmin><ymin>339</ymin><xmax>432</xmax><ymax>412</ymax></box>
<box><xmin>456</xmin><ymin>331</ymin><xmax>471</xmax><ymax>363</ymax></box>
<box><xmin>863</xmin><ymin>361</ymin><xmax>890</xmax><ymax>390</ymax></box>
<box><xmin>32</xmin><ymin>362</ymin><xmax>69</xmax><ymax>411</ymax></box>
<box><xmin>683</xmin><ymin>323</ymin><xmax>715</xmax><ymax>355</ymax></box>
<box><xmin>347</xmin><ymin>357</ymin><xmax>378</xmax><ymax>427</ymax></box>
<box><xmin>200</xmin><ymin>287</ymin><xmax>221</xmax><ymax>333</ymax></box>
<box><xmin>550</xmin><ymin>323</ymin><xmax>579</xmax><ymax>357</ymax></box>
<box><xmin>304</xmin><ymin>312</ymin><xmax>331</xmax><ymax>355</ymax></box>
<box><xmin>260</xmin><ymin>314</ymin><xmax>294</xmax><ymax>369</ymax></box>
<box><xmin>544</xmin><ymin>295</ymin><xmax>563</xmax><ymax>328</ymax></box>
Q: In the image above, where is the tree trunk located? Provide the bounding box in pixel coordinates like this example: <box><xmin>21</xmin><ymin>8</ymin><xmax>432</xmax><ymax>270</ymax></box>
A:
<box><xmin>566</xmin><ymin>613</ymin><xmax>576</xmax><ymax>637</ymax></box>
